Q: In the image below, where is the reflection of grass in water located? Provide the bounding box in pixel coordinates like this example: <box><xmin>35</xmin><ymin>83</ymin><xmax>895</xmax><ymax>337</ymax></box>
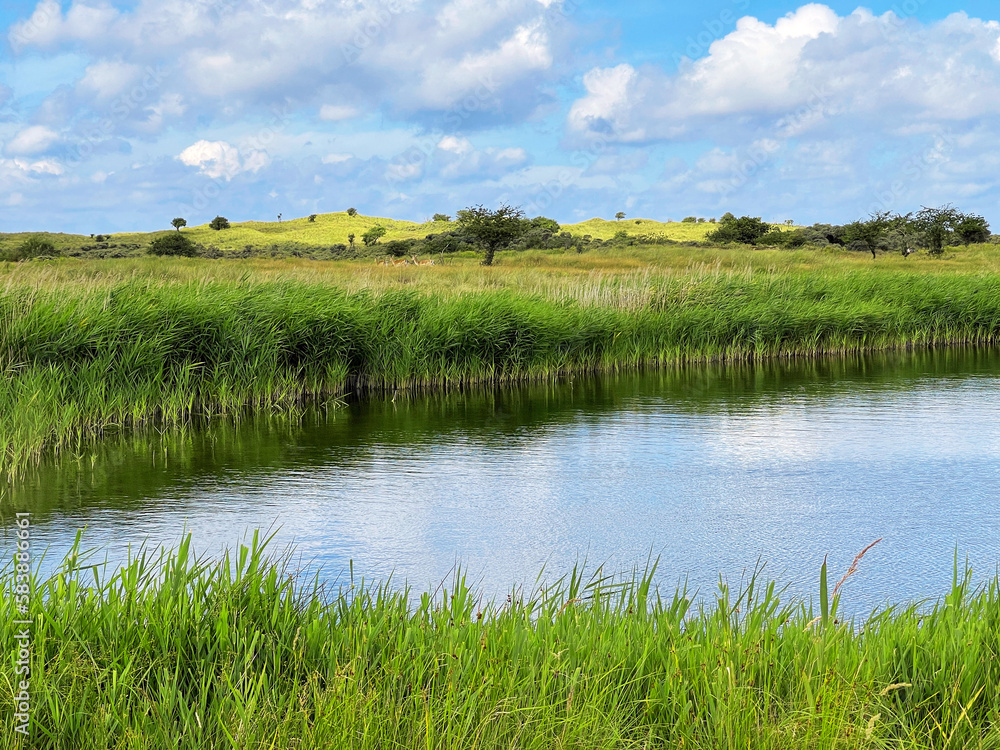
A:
<box><xmin>3</xmin><ymin>250</ymin><xmax>1000</xmax><ymax>478</ymax></box>
<box><xmin>3</xmin><ymin>533</ymin><xmax>998</xmax><ymax>748</ymax></box>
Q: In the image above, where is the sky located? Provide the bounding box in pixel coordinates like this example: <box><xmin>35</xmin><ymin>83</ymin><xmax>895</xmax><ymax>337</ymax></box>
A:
<box><xmin>1</xmin><ymin>0</ymin><xmax>1000</xmax><ymax>232</ymax></box>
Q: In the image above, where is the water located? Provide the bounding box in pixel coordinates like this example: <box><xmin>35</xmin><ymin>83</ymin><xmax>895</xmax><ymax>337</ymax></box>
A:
<box><xmin>4</xmin><ymin>347</ymin><xmax>1000</xmax><ymax>614</ymax></box>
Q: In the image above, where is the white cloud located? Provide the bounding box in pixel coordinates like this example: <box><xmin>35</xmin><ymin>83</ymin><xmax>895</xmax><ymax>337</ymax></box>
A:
<box><xmin>5</xmin><ymin>125</ymin><xmax>60</xmax><ymax>155</ymax></box>
<box><xmin>568</xmin><ymin>5</ymin><xmax>1000</xmax><ymax>143</ymax></box>
<box><xmin>78</xmin><ymin>60</ymin><xmax>141</xmax><ymax>100</ymax></box>
<box><xmin>319</xmin><ymin>105</ymin><xmax>360</xmax><ymax>122</ymax></box>
<box><xmin>177</xmin><ymin>139</ymin><xmax>269</xmax><ymax>180</ymax></box>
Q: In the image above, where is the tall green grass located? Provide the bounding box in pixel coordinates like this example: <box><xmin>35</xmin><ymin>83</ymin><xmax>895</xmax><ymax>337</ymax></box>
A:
<box><xmin>4</xmin><ymin>268</ymin><xmax>1000</xmax><ymax>477</ymax></box>
<box><xmin>2</xmin><ymin>534</ymin><xmax>999</xmax><ymax>748</ymax></box>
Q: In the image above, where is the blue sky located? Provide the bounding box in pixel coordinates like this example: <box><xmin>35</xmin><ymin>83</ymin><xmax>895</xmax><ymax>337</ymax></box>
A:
<box><xmin>1</xmin><ymin>0</ymin><xmax>999</xmax><ymax>232</ymax></box>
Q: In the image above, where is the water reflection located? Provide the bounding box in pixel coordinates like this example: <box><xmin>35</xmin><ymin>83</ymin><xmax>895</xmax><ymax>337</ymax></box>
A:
<box><xmin>4</xmin><ymin>347</ymin><xmax>1000</xmax><ymax>614</ymax></box>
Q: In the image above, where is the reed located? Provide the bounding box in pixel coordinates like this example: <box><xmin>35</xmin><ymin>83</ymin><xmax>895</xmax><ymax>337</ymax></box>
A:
<box><xmin>1</xmin><ymin>535</ymin><xmax>998</xmax><ymax>748</ymax></box>
<box><xmin>3</xmin><ymin>254</ymin><xmax>1000</xmax><ymax>478</ymax></box>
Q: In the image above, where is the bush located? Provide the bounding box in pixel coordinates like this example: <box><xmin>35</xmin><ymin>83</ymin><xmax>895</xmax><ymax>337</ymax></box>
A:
<box><xmin>2</xmin><ymin>236</ymin><xmax>58</xmax><ymax>262</ymax></box>
<box><xmin>209</xmin><ymin>216</ymin><xmax>230</xmax><ymax>231</ymax></box>
<box><xmin>706</xmin><ymin>216</ymin><xmax>772</xmax><ymax>245</ymax></box>
<box><xmin>308</xmin><ymin>214</ymin><xmax>317</xmax><ymax>223</ymax></box>
<box><xmin>432</xmin><ymin>213</ymin><xmax>451</xmax><ymax>222</ymax></box>
<box><xmin>384</xmin><ymin>240</ymin><xmax>412</xmax><ymax>257</ymax></box>
<box><xmin>148</xmin><ymin>233</ymin><xmax>198</xmax><ymax>257</ymax></box>
<box><xmin>682</xmin><ymin>216</ymin><xmax>698</xmax><ymax>223</ymax></box>
<box><xmin>346</xmin><ymin>208</ymin><xmax>358</xmax><ymax>217</ymax></box>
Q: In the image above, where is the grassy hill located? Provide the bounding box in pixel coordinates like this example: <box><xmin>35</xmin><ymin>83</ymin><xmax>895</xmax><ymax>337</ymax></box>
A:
<box><xmin>0</xmin><ymin>212</ymin><xmax>716</xmax><ymax>255</ymax></box>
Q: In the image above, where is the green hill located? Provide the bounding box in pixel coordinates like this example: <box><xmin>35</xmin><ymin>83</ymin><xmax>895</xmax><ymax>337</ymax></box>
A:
<box><xmin>0</xmin><ymin>212</ymin><xmax>716</xmax><ymax>255</ymax></box>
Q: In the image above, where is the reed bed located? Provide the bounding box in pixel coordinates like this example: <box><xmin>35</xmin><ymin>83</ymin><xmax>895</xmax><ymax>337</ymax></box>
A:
<box><xmin>1</xmin><ymin>534</ymin><xmax>998</xmax><ymax>748</ymax></box>
<box><xmin>4</xmin><ymin>259</ymin><xmax>1000</xmax><ymax>477</ymax></box>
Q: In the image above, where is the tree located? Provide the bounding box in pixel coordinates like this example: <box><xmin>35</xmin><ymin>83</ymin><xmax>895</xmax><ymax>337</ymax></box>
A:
<box><xmin>346</xmin><ymin>207</ymin><xmax>358</xmax><ymax>217</ymax></box>
<box><xmin>682</xmin><ymin>216</ymin><xmax>697</xmax><ymax>223</ymax></box>
<box><xmin>914</xmin><ymin>205</ymin><xmax>963</xmax><ymax>255</ymax></box>
<box><xmin>348</xmin><ymin>233</ymin><xmax>356</xmax><ymax>249</ymax></box>
<box><xmin>209</xmin><ymin>215</ymin><xmax>230</xmax><ymax>230</ymax></box>
<box><xmin>706</xmin><ymin>216</ymin><xmax>772</xmax><ymax>245</ymax></box>
<box><xmin>843</xmin><ymin>210</ymin><xmax>893</xmax><ymax>259</ymax></box>
<box><xmin>432</xmin><ymin>213</ymin><xmax>451</xmax><ymax>222</ymax></box>
<box><xmin>362</xmin><ymin>225</ymin><xmax>386</xmax><ymax>246</ymax></box>
<box><xmin>171</xmin><ymin>218</ymin><xmax>187</xmax><ymax>232</ymax></box>
<box><xmin>530</xmin><ymin>216</ymin><xmax>560</xmax><ymax>233</ymax></box>
<box><xmin>456</xmin><ymin>203</ymin><xmax>526</xmax><ymax>266</ymax></box>
<box><xmin>955</xmin><ymin>213</ymin><xmax>990</xmax><ymax>245</ymax></box>
<box><xmin>615</xmin><ymin>211</ymin><xmax>626</xmax><ymax>221</ymax></box>
<box><xmin>148</xmin><ymin>233</ymin><xmax>198</xmax><ymax>257</ymax></box>
<box><xmin>308</xmin><ymin>214</ymin><xmax>317</xmax><ymax>223</ymax></box>
<box><xmin>720</xmin><ymin>212</ymin><xmax>736</xmax><ymax>224</ymax></box>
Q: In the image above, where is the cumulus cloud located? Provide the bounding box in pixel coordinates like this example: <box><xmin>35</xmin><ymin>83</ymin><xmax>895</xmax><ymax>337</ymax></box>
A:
<box><xmin>568</xmin><ymin>5</ymin><xmax>1000</xmax><ymax>143</ymax></box>
<box><xmin>5</xmin><ymin>125</ymin><xmax>60</xmax><ymax>155</ymax></box>
<box><xmin>177</xmin><ymin>140</ymin><xmax>269</xmax><ymax>180</ymax></box>
<box><xmin>10</xmin><ymin>0</ymin><xmax>565</xmax><ymax>125</ymax></box>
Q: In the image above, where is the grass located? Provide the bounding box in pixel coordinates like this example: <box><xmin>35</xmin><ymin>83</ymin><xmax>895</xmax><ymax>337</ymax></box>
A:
<box><xmin>0</xmin><ymin>212</ymin><xmax>715</xmax><ymax>256</ymax></box>
<box><xmin>2</xmin><ymin>243</ymin><xmax>1000</xmax><ymax>479</ymax></box>
<box><xmin>1</xmin><ymin>533</ymin><xmax>999</xmax><ymax>748</ymax></box>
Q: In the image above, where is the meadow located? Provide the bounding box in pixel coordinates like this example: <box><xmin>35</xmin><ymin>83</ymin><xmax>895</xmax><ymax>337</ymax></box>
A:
<box><xmin>0</xmin><ymin>212</ymin><xmax>716</xmax><ymax>257</ymax></box>
<box><xmin>1</xmin><ymin>534</ymin><xmax>998</xmax><ymax>749</ymax></box>
<box><xmin>2</xmin><ymin>240</ymin><xmax>1000</xmax><ymax>479</ymax></box>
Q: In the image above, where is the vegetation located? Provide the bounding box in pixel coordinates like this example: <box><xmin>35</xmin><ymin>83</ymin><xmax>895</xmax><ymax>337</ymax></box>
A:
<box><xmin>456</xmin><ymin>203</ymin><xmax>527</xmax><ymax>266</ymax></box>
<box><xmin>171</xmin><ymin>217</ymin><xmax>187</xmax><ymax>231</ymax></box>
<box><xmin>361</xmin><ymin>225</ymin><xmax>387</xmax><ymax>246</ymax></box>
<box><xmin>147</xmin><ymin>233</ymin><xmax>198</xmax><ymax>257</ymax></box>
<box><xmin>432</xmin><ymin>213</ymin><xmax>451</xmax><ymax>222</ymax></box>
<box><xmin>308</xmin><ymin>214</ymin><xmax>317</xmax><ymax>223</ymax></box>
<box><xmin>707</xmin><ymin>215</ymin><xmax>772</xmax><ymax>245</ymax></box>
<box><xmin>2</xmin><ymin>247</ymin><xmax>1000</xmax><ymax>476</ymax></box>
<box><xmin>615</xmin><ymin>211</ymin><xmax>626</xmax><ymax>220</ymax></box>
<box><xmin>0</xmin><ymin>235</ymin><xmax>57</xmax><ymax>262</ymax></box>
<box><xmin>209</xmin><ymin>215</ymin><xmax>230</xmax><ymax>231</ymax></box>
<box><xmin>2</xmin><ymin>534</ymin><xmax>999</xmax><ymax>748</ymax></box>
<box><xmin>346</xmin><ymin>207</ymin><xmax>358</xmax><ymax>217</ymax></box>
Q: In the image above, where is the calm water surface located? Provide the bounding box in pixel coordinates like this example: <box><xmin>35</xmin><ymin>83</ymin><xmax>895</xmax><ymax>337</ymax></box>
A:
<box><xmin>4</xmin><ymin>348</ymin><xmax>1000</xmax><ymax>614</ymax></box>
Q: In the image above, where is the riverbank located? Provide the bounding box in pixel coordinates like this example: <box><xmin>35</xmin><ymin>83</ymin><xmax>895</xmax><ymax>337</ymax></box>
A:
<box><xmin>3</xmin><ymin>248</ymin><xmax>1000</xmax><ymax>477</ymax></box>
<box><xmin>1</xmin><ymin>536</ymin><xmax>997</xmax><ymax>748</ymax></box>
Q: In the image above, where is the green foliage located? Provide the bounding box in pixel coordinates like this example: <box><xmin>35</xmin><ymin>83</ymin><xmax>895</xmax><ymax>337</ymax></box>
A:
<box><xmin>148</xmin><ymin>233</ymin><xmax>199</xmax><ymax>257</ymax></box>
<box><xmin>720</xmin><ymin>212</ymin><xmax>736</xmax><ymax>224</ymax></box>
<box><xmin>682</xmin><ymin>216</ymin><xmax>698</xmax><ymax>223</ymax></box>
<box><xmin>2</xmin><ymin>235</ymin><xmax>58</xmax><ymax>261</ymax></box>
<box><xmin>308</xmin><ymin>214</ymin><xmax>317</xmax><ymax>223</ymax></box>
<box><xmin>171</xmin><ymin>218</ymin><xmax>187</xmax><ymax>231</ymax></box>
<box><xmin>348</xmin><ymin>233</ymin><xmax>356</xmax><ymax>248</ymax></box>
<box><xmin>955</xmin><ymin>213</ymin><xmax>990</xmax><ymax>245</ymax></box>
<box><xmin>362</xmin><ymin>225</ymin><xmax>387</xmax><ymax>246</ymax></box>
<box><xmin>530</xmin><ymin>216</ymin><xmax>560</xmax><ymax>233</ymax></box>
<box><xmin>456</xmin><ymin>203</ymin><xmax>526</xmax><ymax>266</ymax></box>
<box><xmin>706</xmin><ymin>216</ymin><xmax>772</xmax><ymax>245</ymax></box>
<box><xmin>384</xmin><ymin>239</ymin><xmax>412</xmax><ymax>257</ymax></box>
<box><xmin>4</xmin><ymin>269</ymin><xmax>1000</xmax><ymax>475</ymax></box>
<box><xmin>432</xmin><ymin>213</ymin><xmax>451</xmax><ymax>222</ymax></box>
<box><xmin>346</xmin><ymin>207</ymin><xmax>358</xmax><ymax>217</ymax></box>
<box><xmin>209</xmin><ymin>216</ymin><xmax>230</xmax><ymax>231</ymax></box>
<box><xmin>4</xmin><ymin>535</ymin><xmax>1000</xmax><ymax>748</ymax></box>
<box><xmin>615</xmin><ymin>211</ymin><xmax>626</xmax><ymax>220</ymax></box>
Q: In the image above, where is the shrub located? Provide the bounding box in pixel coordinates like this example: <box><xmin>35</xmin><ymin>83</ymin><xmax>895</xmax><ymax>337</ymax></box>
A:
<box><xmin>346</xmin><ymin>207</ymin><xmax>358</xmax><ymax>217</ymax></box>
<box><xmin>432</xmin><ymin>213</ymin><xmax>451</xmax><ymax>222</ymax></box>
<box><xmin>2</xmin><ymin>236</ymin><xmax>57</xmax><ymax>262</ymax></box>
<box><xmin>385</xmin><ymin>240</ymin><xmax>412</xmax><ymax>257</ymax></box>
<box><xmin>706</xmin><ymin>216</ymin><xmax>772</xmax><ymax>245</ymax></box>
<box><xmin>308</xmin><ymin>214</ymin><xmax>317</xmax><ymax>223</ymax></box>
<box><xmin>209</xmin><ymin>216</ymin><xmax>230</xmax><ymax>231</ymax></box>
<box><xmin>148</xmin><ymin>233</ymin><xmax>198</xmax><ymax>257</ymax></box>
<box><xmin>682</xmin><ymin>216</ymin><xmax>698</xmax><ymax>223</ymax></box>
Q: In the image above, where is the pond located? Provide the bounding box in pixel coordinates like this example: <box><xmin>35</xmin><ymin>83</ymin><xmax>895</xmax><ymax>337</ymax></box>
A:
<box><xmin>4</xmin><ymin>347</ymin><xmax>1000</xmax><ymax>614</ymax></box>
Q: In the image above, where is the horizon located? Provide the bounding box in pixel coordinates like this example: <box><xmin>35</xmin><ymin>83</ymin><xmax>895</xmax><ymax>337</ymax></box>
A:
<box><xmin>2</xmin><ymin>0</ymin><xmax>1000</xmax><ymax>233</ymax></box>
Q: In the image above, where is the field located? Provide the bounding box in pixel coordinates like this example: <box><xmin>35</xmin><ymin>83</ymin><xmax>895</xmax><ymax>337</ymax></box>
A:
<box><xmin>1</xmin><ymin>534</ymin><xmax>998</xmax><ymax>748</ymax></box>
<box><xmin>0</xmin><ymin>212</ymin><xmax>716</xmax><ymax>256</ymax></box>
<box><xmin>1</xmin><ymin>241</ymin><xmax>999</xmax><ymax>479</ymax></box>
